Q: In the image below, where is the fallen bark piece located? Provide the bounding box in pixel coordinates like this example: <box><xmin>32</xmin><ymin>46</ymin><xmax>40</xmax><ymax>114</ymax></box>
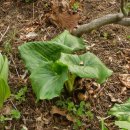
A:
<box><xmin>119</xmin><ymin>74</ymin><xmax>130</xmax><ymax>88</ymax></box>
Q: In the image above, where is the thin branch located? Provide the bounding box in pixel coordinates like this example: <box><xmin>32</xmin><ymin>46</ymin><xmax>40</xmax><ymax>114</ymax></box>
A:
<box><xmin>72</xmin><ymin>13</ymin><xmax>130</xmax><ymax>36</ymax></box>
<box><xmin>0</xmin><ymin>26</ymin><xmax>10</xmax><ymax>42</ymax></box>
<box><xmin>117</xmin><ymin>18</ymin><xmax>130</xmax><ymax>26</ymax></box>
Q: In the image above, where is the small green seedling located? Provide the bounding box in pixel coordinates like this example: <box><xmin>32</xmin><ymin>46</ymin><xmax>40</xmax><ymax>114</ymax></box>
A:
<box><xmin>4</xmin><ymin>41</ymin><xmax>12</xmax><ymax>53</ymax></box>
<box><xmin>127</xmin><ymin>35</ymin><xmax>130</xmax><ymax>39</ymax></box>
<box><xmin>73</xmin><ymin>119</ymin><xmax>83</xmax><ymax>130</ymax></box>
<box><xmin>0</xmin><ymin>109</ymin><xmax>21</xmax><ymax>123</ymax></box>
<box><xmin>0</xmin><ymin>115</ymin><xmax>11</xmax><ymax>122</ymax></box>
<box><xmin>11</xmin><ymin>109</ymin><xmax>21</xmax><ymax>120</ymax></box>
<box><xmin>71</xmin><ymin>2</ymin><xmax>79</xmax><ymax>12</ymax></box>
<box><xmin>103</xmin><ymin>32</ymin><xmax>109</xmax><ymax>39</ymax></box>
<box><xmin>56</xmin><ymin>99</ymin><xmax>94</xmax><ymax>129</ymax></box>
<box><xmin>14</xmin><ymin>86</ymin><xmax>27</xmax><ymax>102</ymax></box>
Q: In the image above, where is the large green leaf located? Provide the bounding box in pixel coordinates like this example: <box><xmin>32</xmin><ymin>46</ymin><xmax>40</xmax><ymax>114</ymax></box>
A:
<box><xmin>109</xmin><ymin>98</ymin><xmax>130</xmax><ymax>130</ymax></box>
<box><xmin>30</xmin><ymin>62</ymin><xmax>68</xmax><ymax>100</ymax></box>
<box><xmin>0</xmin><ymin>78</ymin><xmax>10</xmax><ymax>108</ymax></box>
<box><xmin>51</xmin><ymin>30</ymin><xmax>85</xmax><ymax>51</ymax></box>
<box><xmin>0</xmin><ymin>54</ymin><xmax>10</xmax><ymax>108</ymax></box>
<box><xmin>0</xmin><ymin>54</ymin><xmax>8</xmax><ymax>81</ymax></box>
<box><xmin>59</xmin><ymin>52</ymin><xmax>112</xmax><ymax>84</ymax></box>
<box><xmin>19</xmin><ymin>42</ymin><xmax>65</xmax><ymax>72</ymax></box>
<box><xmin>109</xmin><ymin>99</ymin><xmax>130</xmax><ymax>121</ymax></box>
<box><xmin>115</xmin><ymin>121</ymin><xmax>130</xmax><ymax>130</ymax></box>
<box><xmin>18</xmin><ymin>30</ymin><xmax>86</xmax><ymax>72</ymax></box>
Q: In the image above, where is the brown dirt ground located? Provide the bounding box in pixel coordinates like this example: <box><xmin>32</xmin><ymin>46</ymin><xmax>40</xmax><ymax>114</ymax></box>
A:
<box><xmin>0</xmin><ymin>0</ymin><xmax>130</xmax><ymax>130</ymax></box>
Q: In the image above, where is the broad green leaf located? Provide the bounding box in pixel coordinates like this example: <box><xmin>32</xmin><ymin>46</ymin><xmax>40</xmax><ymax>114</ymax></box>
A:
<box><xmin>109</xmin><ymin>98</ymin><xmax>130</xmax><ymax>130</ymax></box>
<box><xmin>51</xmin><ymin>30</ymin><xmax>85</xmax><ymax>51</ymax></box>
<box><xmin>30</xmin><ymin>62</ymin><xmax>68</xmax><ymax>100</ymax></box>
<box><xmin>109</xmin><ymin>98</ymin><xmax>130</xmax><ymax>121</ymax></box>
<box><xmin>59</xmin><ymin>52</ymin><xmax>112</xmax><ymax>84</ymax></box>
<box><xmin>18</xmin><ymin>30</ymin><xmax>86</xmax><ymax>72</ymax></box>
<box><xmin>0</xmin><ymin>54</ymin><xmax>10</xmax><ymax>108</ymax></box>
<box><xmin>0</xmin><ymin>78</ymin><xmax>10</xmax><ymax>108</ymax></box>
<box><xmin>0</xmin><ymin>54</ymin><xmax>8</xmax><ymax>81</ymax></box>
<box><xmin>19</xmin><ymin>41</ymin><xmax>68</xmax><ymax>72</ymax></box>
<box><xmin>115</xmin><ymin>121</ymin><xmax>130</xmax><ymax>130</ymax></box>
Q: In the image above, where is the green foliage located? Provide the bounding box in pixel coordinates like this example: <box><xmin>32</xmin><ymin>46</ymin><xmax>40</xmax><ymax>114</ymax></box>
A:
<box><xmin>115</xmin><ymin>121</ymin><xmax>130</xmax><ymax>130</ymax></box>
<box><xmin>19</xmin><ymin>30</ymin><xmax>112</xmax><ymax>100</ymax></box>
<box><xmin>56</xmin><ymin>99</ymin><xmax>93</xmax><ymax>129</ymax></box>
<box><xmin>0</xmin><ymin>109</ymin><xmax>21</xmax><ymax>123</ymax></box>
<box><xmin>71</xmin><ymin>2</ymin><xmax>79</xmax><ymax>12</ymax></box>
<box><xmin>56</xmin><ymin>99</ymin><xmax>93</xmax><ymax>119</ymax></box>
<box><xmin>100</xmin><ymin>118</ymin><xmax>108</xmax><ymax>130</ymax></box>
<box><xmin>30</xmin><ymin>62</ymin><xmax>68</xmax><ymax>100</ymax></box>
<box><xmin>11</xmin><ymin>109</ymin><xmax>21</xmax><ymax>119</ymax></box>
<box><xmin>103</xmin><ymin>32</ymin><xmax>109</xmax><ymax>39</ymax></box>
<box><xmin>0</xmin><ymin>53</ymin><xmax>10</xmax><ymax>108</ymax></box>
<box><xmin>122</xmin><ymin>1</ymin><xmax>130</xmax><ymax>16</ymax></box>
<box><xmin>4</xmin><ymin>41</ymin><xmax>12</xmax><ymax>53</ymax></box>
<box><xmin>109</xmin><ymin>98</ymin><xmax>130</xmax><ymax>130</ymax></box>
<box><xmin>127</xmin><ymin>35</ymin><xmax>130</xmax><ymax>39</ymax></box>
<box><xmin>125</xmin><ymin>2</ymin><xmax>130</xmax><ymax>15</ymax></box>
<box><xmin>0</xmin><ymin>115</ymin><xmax>10</xmax><ymax>122</ymax></box>
<box><xmin>14</xmin><ymin>86</ymin><xmax>27</xmax><ymax>102</ymax></box>
<box><xmin>73</xmin><ymin>119</ymin><xmax>83</xmax><ymax>130</ymax></box>
<box><xmin>59</xmin><ymin>52</ymin><xmax>112</xmax><ymax>84</ymax></box>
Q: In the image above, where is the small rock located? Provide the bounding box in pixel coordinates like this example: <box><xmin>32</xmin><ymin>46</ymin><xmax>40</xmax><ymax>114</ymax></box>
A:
<box><xmin>26</xmin><ymin>32</ymin><xmax>38</xmax><ymax>39</ymax></box>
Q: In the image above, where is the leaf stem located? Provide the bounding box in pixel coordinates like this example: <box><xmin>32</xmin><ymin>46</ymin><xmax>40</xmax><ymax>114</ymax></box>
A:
<box><xmin>65</xmin><ymin>73</ymin><xmax>77</xmax><ymax>93</ymax></box>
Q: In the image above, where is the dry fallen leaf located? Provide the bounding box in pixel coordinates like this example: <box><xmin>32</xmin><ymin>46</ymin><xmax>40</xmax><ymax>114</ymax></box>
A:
<box><xmin>26</xmin><ymin>32</ymin><xmax>38</xmax><ymax>39</ymax></box>
<box><xmin>51</xmin><ymin>106</ymin><xmax>75</xmax><ymax>122</ymax></box>
<box><xmin>119</xmin><ymin>74</ymin><xmax>130</xmax><ymax>88</ymax></box>
<box><xmin>50</xmin><ymin>11</ymin><xmax>80</xmax><ymax>30</ymax></box>
<box><xmin>107</xmin><ymin>93</ymin><xmax>122</xmax><ymax>103</ymax></box>
<box><xmin>78</xmin><ymin>92</ymin><xmax>88</xmax><ymax>101</ymax></box>
<box><xmin>49</xmin><ymin>0</ymin><xmax>80</xmax><ymax>30</ymax></box>
<box><xmin>0</xmin><ymin>105</ymin><xmax>12</xmax><ymax>115</ymax></box>
<box><xmin>51</xmin><ymin>106</ymin><xmax>66</xmax><ymax>116</ymax></box>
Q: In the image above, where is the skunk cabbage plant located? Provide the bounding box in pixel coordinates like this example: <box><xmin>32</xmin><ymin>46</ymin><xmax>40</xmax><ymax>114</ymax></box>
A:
<box><xmin>19</xmin><ymin>30</ymin><xmax>112</xmax><ymax>100</ymax></box>
<box><xmin>109</xmin><ymin>98</ymin><xmax>130</xmax><ymax>130</ymax></box>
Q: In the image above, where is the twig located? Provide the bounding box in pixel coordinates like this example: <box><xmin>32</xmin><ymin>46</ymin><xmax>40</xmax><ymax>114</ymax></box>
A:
<box><xmin>72</xmin><ymin>13</ymin><xmax>124</xmax><ymax>36</ymax></box>
<box><xmin>117</xmin><ymin>18</ymin><xmax>130</xmax><ymax>25</ymax></box>
<box><xmin>0</xmin><ymin>26</ymin><xmax>10</xmax><ymax>42</ymax></box>
<box><xmin>10</xmin><ymin>100</ymin><xmax>17</xmax><ymax>110</ymax></box>
<box><xmin>72</xmin><ymin>0</ymin><xmax>130</xmax><ymax>37</ymax></box>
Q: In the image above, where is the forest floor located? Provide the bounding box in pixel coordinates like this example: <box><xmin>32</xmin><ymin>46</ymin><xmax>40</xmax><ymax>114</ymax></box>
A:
<box><xmin>0</xmin><ymin>0</ymin><xmax>130</xmax><ymax>130</ymax></box>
